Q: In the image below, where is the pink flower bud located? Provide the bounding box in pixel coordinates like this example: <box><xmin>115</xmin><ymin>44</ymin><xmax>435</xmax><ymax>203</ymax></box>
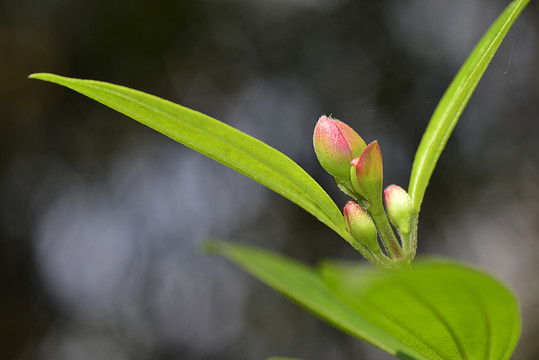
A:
<box><xmin>343</xmin><ymin>200</ymin><xmax>380</xmax><ymax>254</ymax></box>
<box><xmin>313</xmin><ymin>116</ymin><xmax>366</xmax><ymax>183</ymax></box>
<box><xmin>350</xmin><ymin>141</ymin><xmax>383</xmax><ymax>209</ymax></box>
<box><xmin>384</xmin><ymin>184</ymin><xmax>413</xmax><ymax>235</ymax></box>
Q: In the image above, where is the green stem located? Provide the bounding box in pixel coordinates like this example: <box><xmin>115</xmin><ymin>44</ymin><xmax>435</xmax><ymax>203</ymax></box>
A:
<box><xmin>342</xmin><ymin>231</ymin><xmax>392</xmax><ymax>269</ymax></box>
<box><xmin>369</xmin><ymin>207</ymin><xmax>403</xmax><ymax>260</ymax></box>
<box><xmin>396</xmin><ymin>213</ymin><xmax>419</xmax><ymax>260</ymax></box>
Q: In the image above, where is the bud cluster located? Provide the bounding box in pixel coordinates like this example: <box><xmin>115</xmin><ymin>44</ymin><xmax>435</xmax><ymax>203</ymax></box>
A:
<box><xmin>313</xmin><ymin>115</ymin><xmax>417</xmax><ymax>268</ymax></box>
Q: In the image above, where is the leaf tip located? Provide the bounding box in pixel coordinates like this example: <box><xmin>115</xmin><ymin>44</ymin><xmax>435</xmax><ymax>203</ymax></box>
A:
<box><xmin>28</xmin><ymin>73</ymin><xmax>50</xmax><ymax>80</ymax></box>
<box><xmin>28</xmin><ymin>73</ymin><xmax>67</xmax><ymax>84</ymax></box>
<box><xmin>200</xmin><ymin>238</ymin><xmax>228</xmax><ymax>255</ymax></box>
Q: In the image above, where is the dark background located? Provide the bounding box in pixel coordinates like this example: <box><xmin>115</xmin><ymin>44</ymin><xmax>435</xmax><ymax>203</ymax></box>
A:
<box><xmin>1</xmin><ymin>0</ymin><xmax>538</xmax><ymax>359</ymax></box>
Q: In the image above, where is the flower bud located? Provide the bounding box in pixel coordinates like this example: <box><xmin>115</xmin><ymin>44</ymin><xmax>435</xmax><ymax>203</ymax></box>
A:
<box><xmin>384</xmin><ymin>184</ymin><xmax>413</xmax><ymax>235</ymax></box>
<box><xmin>344</xmin><ymin>200</ymin><xmax>381</xmax><ymax>254</ymax></box>
<box><xmin>350</xmin><ymin>141</ymin><xmax>383</xmax><ymax>210</ymax></box>
<box><xmin>313</xmin><ymin>116</ymin><xmax>366</xmax><ymax>184</ymax></box>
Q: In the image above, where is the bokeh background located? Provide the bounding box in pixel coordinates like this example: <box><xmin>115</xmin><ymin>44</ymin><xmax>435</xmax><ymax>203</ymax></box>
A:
<box><xmin>1</xmin><ymin>0</ymin><xmax>538</xmax><ymax>359</ymax></box>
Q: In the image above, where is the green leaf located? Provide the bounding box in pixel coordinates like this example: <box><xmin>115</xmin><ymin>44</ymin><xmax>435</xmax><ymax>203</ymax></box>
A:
<box><xmin>408</xmin><ymin>0</ymin><xmax>531</xmax><ymax>213</ymax></box>
<box><xmin>210</xmin><ymin>241</ymin><xmax>520</xmax><ymax>359</ymax></box>
<box><xmin>206</xmin><ymin>240</ymin><xmax>430</xmax><ymax>360</ymax></box>
<box><xmin>29</xmin><ymin>73</ymin><xmax>348</xmax><ymax>239</ymax></box>
<box><xmin>320</xmin><ymin>259</ymin><xmax>521</xmax><ymax>360</ymax></box>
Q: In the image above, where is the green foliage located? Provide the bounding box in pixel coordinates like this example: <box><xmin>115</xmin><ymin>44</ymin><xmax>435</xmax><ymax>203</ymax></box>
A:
<box><xmin>408</xmin><ymin>0</ymin><xmax>531</xmax><ymax>213</ymax></box>
<box><xmin>209</xmin><ymin>241</ymin><xmax>520</xmax><ymax>360</ymax></box>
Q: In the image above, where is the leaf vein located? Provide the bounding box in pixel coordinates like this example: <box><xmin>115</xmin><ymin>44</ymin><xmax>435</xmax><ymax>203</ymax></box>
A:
<box><xmin>400</xmin><ymin>284</ymin><xmax>469</xmax><ymax>360</ymax></box>
<box><xmin>361</xmin><ymin>297</ymin><xmax>450</xmax><ymax>360</ymax></box>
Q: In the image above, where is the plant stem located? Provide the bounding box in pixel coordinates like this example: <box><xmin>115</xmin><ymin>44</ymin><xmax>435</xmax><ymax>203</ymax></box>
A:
<box><xmin>369</xmin><ymin>207</ymin><xmax>403</xmax><ymax>260</ymax></box>
<box><xmin>406</xmin><ymin>214</ymin><xmax>419</xmax><ymax>260</ymax></box>
<box><xmin>342</xmin><ymin>231</ymin><xmax>392</xmax><ymax>269</ymax></box>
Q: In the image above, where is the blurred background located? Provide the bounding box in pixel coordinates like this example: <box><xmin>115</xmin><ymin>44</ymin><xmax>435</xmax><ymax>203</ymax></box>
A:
<box><xmin>1</xmin><ymin>0</ymin><xmax>538</xmax><ymax>359</ymax></box>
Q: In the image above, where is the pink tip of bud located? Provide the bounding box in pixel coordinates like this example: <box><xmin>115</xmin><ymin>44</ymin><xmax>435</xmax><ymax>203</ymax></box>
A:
<box><xmin>313</xmin><ymin>116</ymin><xmax>366</xmax><ymax>181</ymax></box>
<box><xmin>384</xmin><ymin>185</ymin><xmax>401</xmax><ymax>210</ymax></box>
<box><xmin>357</xmin><ymin>141</ymin><xmax>382</xmax><ymax>174</ymax></box>
<box><xmin>314</xmin><ymin>116</ymin><xmax>353</xmax><ymax>157</ymax></box>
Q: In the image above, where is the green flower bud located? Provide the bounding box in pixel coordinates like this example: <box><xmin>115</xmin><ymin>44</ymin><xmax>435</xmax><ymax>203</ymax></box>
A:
<box><xmin>343</xmin><ymin>200</ymin><xmax>381</xmax><ymax>255</ymax></box>
<box><xmin>350</xmin><ymin>141</ymin><xmax>383</xmax><ymax>211</ymax></box>
<box><xmin>313</xmin><ymin>116</ymin><xmax>366</xmax><ymax>187</ymax></box>
<box><xmin>384</xmin><ymin>184</ymin><xmax>413</xmax><ymax>235</ymax></box>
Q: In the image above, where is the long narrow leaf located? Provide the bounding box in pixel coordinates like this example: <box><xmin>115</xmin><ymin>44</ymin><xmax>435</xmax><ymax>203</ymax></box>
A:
<box><xmin>408</xmin><ymin>0</ymin><xmax>531</xmax><ymax>212</ymax></box>
<box><xmin>30</xmin><ymin>73</ymin><xmax>348</xmax><ymax>238</ymax></box>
